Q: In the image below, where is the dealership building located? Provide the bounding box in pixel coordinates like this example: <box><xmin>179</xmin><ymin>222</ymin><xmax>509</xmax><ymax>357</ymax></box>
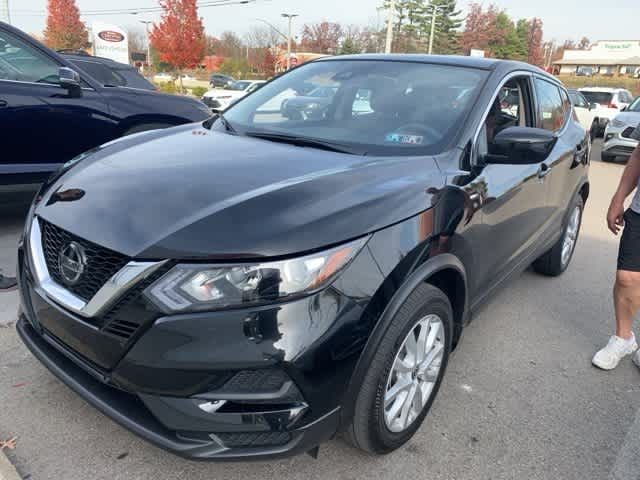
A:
<box><xmin>553</xmin><ymin>40</ymin><xmax>640</xmax><ymax>75</ymax></box>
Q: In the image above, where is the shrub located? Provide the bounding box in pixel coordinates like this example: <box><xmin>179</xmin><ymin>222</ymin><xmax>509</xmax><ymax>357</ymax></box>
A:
<box><xmin>191</xmin><ymin>86</ymin><xmax>208</xmax><ymax>98</ymax></box>
<box><xmin>156</xmin><ymin>81</ymin><xmax>178</xmax><ymax>94</ymax></box>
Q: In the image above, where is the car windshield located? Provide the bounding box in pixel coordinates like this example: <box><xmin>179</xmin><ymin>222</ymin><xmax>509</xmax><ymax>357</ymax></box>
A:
<box><xmin>230</xmin><ymin>81</ymin><xmax>252</xmax><ymax>91</ymax></box>
<box><xmin>221</xmin><ymin>60</ymin><xmax>489</xmax><ymax>156</ymax></box>
<box><xmin>581</xmin><ymin>91</ymin><xmax>613</xmax><ymax>105</ymax></box>
<box><xmin>627</xmin><ymin>97</ymin><xmax>640</xmax><ymax>112</ymax></box>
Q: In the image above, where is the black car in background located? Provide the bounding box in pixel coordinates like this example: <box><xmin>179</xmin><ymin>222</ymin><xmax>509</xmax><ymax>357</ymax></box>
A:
<box><xmin>209</xmin><ymin>73</ymin><xmax>235</xmax><ymax>88</ymax></box>
<box><xmin>17</xmin><ymin>55</ymin><xmax>589</xmax><ymax>460</ymax></box>
<box><xmin>0</xmin><ymin>21</ymin><xmax>211</xmax><ymax>186</ymax></box>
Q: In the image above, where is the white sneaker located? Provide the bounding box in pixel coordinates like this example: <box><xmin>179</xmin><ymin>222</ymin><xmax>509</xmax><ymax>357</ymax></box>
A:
<box><xmin>592</xmin><ymin>334</ymin><xmax>638</xmax><ymax>370</ymax></box>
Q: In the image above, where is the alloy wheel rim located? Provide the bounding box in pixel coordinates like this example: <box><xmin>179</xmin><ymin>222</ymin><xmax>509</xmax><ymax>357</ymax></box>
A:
<box><xmin>561</xmin><ymin>205</ymin><xmax>581</xmax><ymax>268</ymax></box>
<box><xmin>383</xmin><ymin>314</ymin><xmax>444</xmax><ymax>433</ymax></box>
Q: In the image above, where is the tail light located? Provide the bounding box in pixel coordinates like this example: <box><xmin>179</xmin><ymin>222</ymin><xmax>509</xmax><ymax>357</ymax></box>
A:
<box><xmin>608</xmin><ymin>103</ymin><xmax>619</xmax><ymax>109</ymax></box>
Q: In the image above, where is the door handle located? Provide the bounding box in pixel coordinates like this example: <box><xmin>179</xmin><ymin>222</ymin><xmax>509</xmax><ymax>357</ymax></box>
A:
<box><xmin>537</xmin><ymin>164</ymin><xmax>550</xmax><ymax>179</ymax></box>
<box><xmin>0</xmin><ymin>99</ymin><xmax>7</xmax><ymax>108</ymax></box>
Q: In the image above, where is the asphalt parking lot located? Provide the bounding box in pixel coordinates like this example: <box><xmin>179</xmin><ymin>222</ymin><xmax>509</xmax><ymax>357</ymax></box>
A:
<box><xmin>1</xmin><ymin>142</ymin><xmax>640</xmax><ymax>480</ymax></box>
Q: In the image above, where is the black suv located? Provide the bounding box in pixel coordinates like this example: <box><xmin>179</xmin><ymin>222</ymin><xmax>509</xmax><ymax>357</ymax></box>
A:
<box><xmin>17</xmin><ymin>55</ymin><xmax>590</xmax><ymax>460</ymax></box>
<box><xmin>209</xmin><ymin>73</ymin><xmax>235</xmax><ymax>88</ymax></box>
<box><xmin>0</xmin><ymin>22</ymin><xmax>211</xmax><ymax>186</ymax></box>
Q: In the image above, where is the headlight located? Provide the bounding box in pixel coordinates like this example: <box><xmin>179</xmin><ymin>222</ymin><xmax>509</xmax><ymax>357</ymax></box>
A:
<box><xmin>144</xmin><ymin>237</ymin><xmax>368</xmax><ymax>313</ymax></box>
<box><xmin>610</xmin><ymin>118</ymin><xmax>626</xmax><ymax>128</ymax></box>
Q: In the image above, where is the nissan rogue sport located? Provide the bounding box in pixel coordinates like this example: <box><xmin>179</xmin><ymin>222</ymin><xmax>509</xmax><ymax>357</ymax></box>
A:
<box><xmin>17</xmin><ymin>55</ymin><xmax>590</xmax><ymax>460</ymax></box>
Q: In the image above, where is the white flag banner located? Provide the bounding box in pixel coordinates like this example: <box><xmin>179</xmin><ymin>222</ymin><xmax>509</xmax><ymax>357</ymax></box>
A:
<box><xmin>92</xmin><ymin>22</ymin><xmax>129</xmax><ymax>64</ymax></box>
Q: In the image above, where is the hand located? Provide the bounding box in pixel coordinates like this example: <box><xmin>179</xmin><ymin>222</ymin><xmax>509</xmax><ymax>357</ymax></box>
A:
<box><xmin>607</xmin><ymin>198</ymin><xmax>625</xmax><ymax>235</ymax></box>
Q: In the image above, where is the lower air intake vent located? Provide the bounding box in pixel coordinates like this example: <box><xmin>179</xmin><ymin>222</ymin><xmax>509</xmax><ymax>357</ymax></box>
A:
<box><xmin>216</xmin><ymin>431</ymin><xmax>292</xmax><ymax>448</ymax></box>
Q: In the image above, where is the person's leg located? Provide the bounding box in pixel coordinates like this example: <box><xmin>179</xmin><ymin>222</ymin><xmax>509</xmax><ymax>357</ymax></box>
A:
<box><xmin>593</xmin><ymin>210</ymin><xmax>640</xmax><ymax>370</ymax></box>
<box><xmin>614</xmin><ymin>270</ymin><xmax>640</xmax><ymax>340</ymax></box>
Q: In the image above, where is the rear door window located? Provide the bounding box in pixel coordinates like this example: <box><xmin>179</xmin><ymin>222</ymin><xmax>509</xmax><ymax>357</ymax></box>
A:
<box><xmin>69</xmin><ymin>59</ymin><xmax>125</xmax><ymax>86</ymax></box>
<box><xmin>535</xmin><ymin>78</ymin><xmax>565</xmax><ymax>131</ymax></box>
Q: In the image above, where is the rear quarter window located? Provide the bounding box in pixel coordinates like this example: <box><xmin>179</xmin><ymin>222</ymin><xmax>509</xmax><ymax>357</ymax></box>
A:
<box><xmin>535</xmin><ymin>78</ymin><xmax>566</xmax><ymax>131</ymax></box>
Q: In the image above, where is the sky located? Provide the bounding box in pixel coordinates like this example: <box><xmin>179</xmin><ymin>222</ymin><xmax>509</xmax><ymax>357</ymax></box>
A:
<box><xmin>7</xmin><ymin>0</ymin><xmax>640</xmax><ymax>45</ymax></box>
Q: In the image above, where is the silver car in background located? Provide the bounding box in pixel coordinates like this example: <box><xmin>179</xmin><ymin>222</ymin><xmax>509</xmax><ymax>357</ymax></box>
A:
<box><xmin>602</xmin><ymin>96</ymin><xmax>640</xmax><ymax>162</ymax></box>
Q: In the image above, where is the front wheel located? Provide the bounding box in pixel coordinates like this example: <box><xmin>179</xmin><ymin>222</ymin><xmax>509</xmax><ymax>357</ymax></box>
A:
<box><xmin>345</xmin><ymin>283</ymin><xmax>452</xmax><ymax>454</ymax></box>
<box><xmin>533</xmin><ymin>196</ymin><xmax>584</xmax><ymax>276</ymax></box>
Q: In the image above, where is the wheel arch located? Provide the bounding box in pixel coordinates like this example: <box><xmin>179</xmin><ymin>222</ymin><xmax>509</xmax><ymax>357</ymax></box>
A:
<box><xmin>339</xmin><ymin>253</ymin><xmax>468</xmax><ymax>430</ymax></box>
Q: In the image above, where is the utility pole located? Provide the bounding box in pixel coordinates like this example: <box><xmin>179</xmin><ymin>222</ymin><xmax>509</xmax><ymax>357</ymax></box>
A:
<box><xmin>282</xmin><ymin>13</ymin><xmax>299</xmax><ymax>71</ymax></box>
<box><xmin>0</xmin><ymin>0</ymin><xmax>10</xmax><ymax>24</ymax></box>
<box><xmin>384</xmin><ymin>0</ymin><xmax>396</xmax><ymax>54</ymax></box>
<box><xmin>140</xmin><ymin>20</ymin><xmax>153</xmax><ymax>70</ymax></box>
<box><xmin>428</xmin><ymin>5</ymin><xmax>440</xmax><ymax>55</ymax></box>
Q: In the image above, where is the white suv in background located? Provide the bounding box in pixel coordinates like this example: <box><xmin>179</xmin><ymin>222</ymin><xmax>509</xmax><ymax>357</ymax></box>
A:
<box><xmin>602</xmin><ymin>96</ymin><xmax>640</xmax><ymax>162</ymax></box>
<box><xmin>578</xmin><ymin>87</ymin><xmax>634</xmax><ymax>136</ymax></box>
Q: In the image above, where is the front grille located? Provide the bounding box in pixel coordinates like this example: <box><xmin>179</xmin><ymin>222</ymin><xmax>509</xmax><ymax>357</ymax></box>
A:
<box><xmin>216</xmin><ymin>432</ymin><xmax>291</xmax><ymax>448</ymax></box>
<box><xmin>40</xmin><ymin>219</ymin><xmax>129</xmax><ymax>301</ymax></box>
<box><xmin>621</xmin><ymin>126</ymin><xmax>638</xmax><ymax>139</ymax></box>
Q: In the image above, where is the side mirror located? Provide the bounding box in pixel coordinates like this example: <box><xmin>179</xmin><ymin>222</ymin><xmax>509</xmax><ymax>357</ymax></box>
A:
<box><xmin>59</xmin><ymin>67</ymin><xmax>81</xmax><ymax>95</ymax></box>
<box><xmin>485</xmin><ymin>127</ymin><xmax>557</xmax><ymax>165</ymax></box>
<box><xmin>589</xmin><ymin>102</ymin><xmax>599</xmax><ymax>111</ymax></box>
<box><xmin>621</xmin><ymin>106</ymin><xmax>628</xmax><ymax>112</ymax></box>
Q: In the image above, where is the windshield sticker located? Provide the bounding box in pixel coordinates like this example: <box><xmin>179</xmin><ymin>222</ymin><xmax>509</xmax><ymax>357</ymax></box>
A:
<box><xmin>385</xmin><ymin>133</ymin><xmax>424</xmax><ymax>145</ymax></box>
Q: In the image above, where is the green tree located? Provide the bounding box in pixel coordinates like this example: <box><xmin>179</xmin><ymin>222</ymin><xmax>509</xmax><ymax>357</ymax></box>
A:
<box><xmin>218</xmin><ymin>57</ymin><xmax>250</xmax><ymax>78</ymax></box>
<box><xmin>427</xmin><ymin>0</ymin><xmax>462</xmax><ymax>54</ymax></box>
<box><xmin>380</xmin><ymin>0</ymin><xmax>462</xmax><ymax>54</ymax></box>
<box><xmin>340</xmin><ymin>38</ymin><xmax>360</xmax><ymax>55</ymax></box>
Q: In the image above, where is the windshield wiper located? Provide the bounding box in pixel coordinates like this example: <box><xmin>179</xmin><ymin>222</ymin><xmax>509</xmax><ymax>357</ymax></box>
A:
<box><xmin>244</xmin><ymin>131</ymin><xmax>364</xmax><ymax>155</ymax></box>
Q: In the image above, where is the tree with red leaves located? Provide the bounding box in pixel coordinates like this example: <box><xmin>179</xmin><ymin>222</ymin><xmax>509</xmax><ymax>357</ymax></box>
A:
<box><xmin>301</xmin><ymin>22</ymin><xmax>343</xmax><ymax>54</ymax></box>
<box><xmin>150</xmin><ymin>0</ymin><xmax>205</xmax><ymax>90</ymax></box>
<box><xmin>44</xmin><ymin>0</ymin><xmax>88</xmax><ymax>51</ymax></box>
<box><xmin>459</xmin><ymin>3</ymin><xmax>500</xmax><ymax>56</ymax></box>
<box><xmin>526</xmin><ymin>18</ymin><xmax>544</xmax><ymax>67</ymax></box>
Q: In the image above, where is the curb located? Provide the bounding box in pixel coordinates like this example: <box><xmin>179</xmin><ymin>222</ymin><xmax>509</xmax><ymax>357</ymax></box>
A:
<box><xmin>0</xmin><ymin>450</ymin><xmax>20</xmax><ymax>480</ymax></box>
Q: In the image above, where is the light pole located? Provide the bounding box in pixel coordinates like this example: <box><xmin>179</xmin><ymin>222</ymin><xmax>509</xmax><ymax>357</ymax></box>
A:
<box><xmin>0</xmin><ymin>0</ymin><xmax>10</xmax><ymax>24</ymax></box>
<box><xmin>140</xmin><ymin>20</ymin><xmax>153</xmax><ymax>70</ymax></box>
<box><xmin>281</xmin><ymin>13</ymin><xmax>298</xmax><ymax>70</ymax></box>
<box><xmin>428</xmin><ymin>5</ymin><xmax>441</xmax><ymax>55</ymax></box>
<box><xmin>384</xmin><ymin>0</ymin><xmax>396</xmax><ymax>54</ymax></box>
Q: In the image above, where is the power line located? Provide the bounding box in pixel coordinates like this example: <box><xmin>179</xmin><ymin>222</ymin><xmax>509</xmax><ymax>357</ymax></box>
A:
<box><xmin>12</xmin><ymin>0</ymin><xmax>266</xmax><ymax>17</ymax></box>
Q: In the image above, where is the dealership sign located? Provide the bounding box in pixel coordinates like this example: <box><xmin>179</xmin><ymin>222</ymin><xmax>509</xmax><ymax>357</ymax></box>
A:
<box><xmin>92</xmin><ymin>22</ymin><xmax>129</xmax><ymax>64</ymax></box>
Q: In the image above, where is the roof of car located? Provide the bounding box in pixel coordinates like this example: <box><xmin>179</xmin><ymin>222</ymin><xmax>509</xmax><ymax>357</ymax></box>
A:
<box><xmin>315</xmin><ymin>53</ymin><xmax>542</xmax><ymax>72</ymax></box>
<box><xmin>61</xmin><ymin>53</ymin><xmax>134</xmax><ymax>70</ymax></box>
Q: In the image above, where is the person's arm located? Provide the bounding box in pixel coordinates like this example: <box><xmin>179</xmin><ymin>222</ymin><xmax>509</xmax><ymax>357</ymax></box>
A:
<box><xmin>608</xmin><ymin>124</ymin><xmax>640</xmax><ymax>234</ymax></box>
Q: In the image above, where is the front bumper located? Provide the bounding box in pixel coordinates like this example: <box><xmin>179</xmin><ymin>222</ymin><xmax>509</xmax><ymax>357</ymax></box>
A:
<box><xmin>17</xmin><ymin>316</ymin><xmax>340</xmax><ymax>460</ymax></box>
<box><xmin>603</xmin><ymin>128</ymin><xmax>638</xmax><ymax>158</ymax></box>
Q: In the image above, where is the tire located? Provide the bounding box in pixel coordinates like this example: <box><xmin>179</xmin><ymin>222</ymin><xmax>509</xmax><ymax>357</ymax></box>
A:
<box><xmin>345</xmin><ymin>283</ymin><xmax>453</xmax><ymax>455</ymax></box>
<box><xmin>533</xmin><ymin>196</ymin><xmax>584</xmax><ymax>277</ymax></box>
<box><xmin>601</xmin><ymin>151</ymin><xmax>616</xmax><ymax>163</ymax></box>
<box><xmin>124</xmin><ymin>123</ymin><xmax>173</xmax><ymax>136</ymax></box>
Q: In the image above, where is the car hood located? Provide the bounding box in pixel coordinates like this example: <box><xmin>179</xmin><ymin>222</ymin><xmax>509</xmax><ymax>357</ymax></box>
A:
<box><xmin>36</xmin><ymin>124</ymin><xmax>445</xmax><ymax>260</ymax></box>
<box><xmin>612</xmin><ymin>111</ymin><xmax>640</xmax><ymax>126</ymax></box>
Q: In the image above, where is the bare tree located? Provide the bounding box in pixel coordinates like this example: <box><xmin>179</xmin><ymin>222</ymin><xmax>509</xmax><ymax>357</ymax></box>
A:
<box><xmin>246</xmin><ymin>25</ymin><xmax>283</xmax><ymax>49</ymax></box>
<box><xmin>127</xmin><ymin>28</ymin><xmax>146</xmax><ymax>54</ymax></box>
